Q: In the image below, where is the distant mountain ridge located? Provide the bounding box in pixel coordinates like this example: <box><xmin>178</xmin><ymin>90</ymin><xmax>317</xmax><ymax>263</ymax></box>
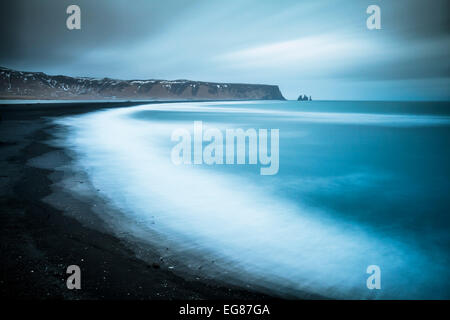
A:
<box><xmin>0</xmin><ymin>67</ymin><xmax>285</xmax><ymax>101</ymax></box>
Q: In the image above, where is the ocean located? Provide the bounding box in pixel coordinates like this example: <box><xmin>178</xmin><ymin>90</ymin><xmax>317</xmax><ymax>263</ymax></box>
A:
<box><xmin>55</xmin><ymin>100</ymin><xmax>450</xmax><ymax>299</ymax></box>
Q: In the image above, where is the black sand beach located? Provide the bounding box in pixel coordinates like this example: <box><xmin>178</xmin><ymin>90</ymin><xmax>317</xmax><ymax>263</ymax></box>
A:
<box><xmin>0</xmin><ymin>101</ymin><xmax>276</xmax><ymax>300</ymax></box>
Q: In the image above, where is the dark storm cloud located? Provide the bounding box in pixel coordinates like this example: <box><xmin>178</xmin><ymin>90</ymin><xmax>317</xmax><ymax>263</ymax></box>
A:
<box><xmin>0</xmin><ymin>0</ymin><xmax>448</xmax><ymax>99</ymax></box>
<box><xmin>318</xmin><ymin>0</ymin><xmax>450</xmax><ymax>81</ymax></box>
<box><xmin>0</xmin><ymin>0</ymin><xmax>195</xmax><ymax>69</ymax></box>
<box><xmin>381</xmin><ymin>0</ymin><xmax>450</xmax><ymax>40</ymax></box>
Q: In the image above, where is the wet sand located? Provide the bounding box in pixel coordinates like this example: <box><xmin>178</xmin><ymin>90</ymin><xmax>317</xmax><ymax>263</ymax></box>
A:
<box><xmin>0</xmin><ymin>101</ymin><xmax>278</xmax><ymax>300</ymax></box>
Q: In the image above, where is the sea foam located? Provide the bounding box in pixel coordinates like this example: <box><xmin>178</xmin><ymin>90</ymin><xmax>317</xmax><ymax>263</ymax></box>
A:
<box><xmin>54</xmin><ymin>102</ymin><xmax>450</xmax><ymax>299</ymax></box>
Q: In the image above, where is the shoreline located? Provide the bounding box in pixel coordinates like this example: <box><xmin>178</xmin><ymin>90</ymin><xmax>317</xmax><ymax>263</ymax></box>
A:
<box><xmin>0</xmin><ymin>101</ymin><xmax>280</xmax><ymax>299</ymax></box>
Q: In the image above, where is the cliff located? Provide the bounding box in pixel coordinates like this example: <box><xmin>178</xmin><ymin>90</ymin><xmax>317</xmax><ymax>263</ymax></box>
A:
<box><xmin>0</xmin><ymin>67</ymin><xmax>285</xmax><ymax>101</ymax></box>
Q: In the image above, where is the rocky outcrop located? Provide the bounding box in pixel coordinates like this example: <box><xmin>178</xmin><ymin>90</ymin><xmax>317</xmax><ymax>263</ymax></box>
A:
<box><xmin>297</xmin><ymin>94</ymin><xmax>311</xmax><ymax>101</ymax></box>
<box><xmin>0</xmin><ymin>67</ymin><xmax>285</xmax><ymax>101</ymax></box>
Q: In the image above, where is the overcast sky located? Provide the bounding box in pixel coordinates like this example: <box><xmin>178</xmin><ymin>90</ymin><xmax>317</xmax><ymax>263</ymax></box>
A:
<box><xmin>1</xmin><ymin>0</ymin><xmax>449</xmax><ymax>100</ymax></box>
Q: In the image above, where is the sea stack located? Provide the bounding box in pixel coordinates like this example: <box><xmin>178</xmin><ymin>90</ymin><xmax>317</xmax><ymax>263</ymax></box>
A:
<box><xmin>297</xmin><ymin>94</ymin><xmax>312</xmax><ymax>101</ymax></box>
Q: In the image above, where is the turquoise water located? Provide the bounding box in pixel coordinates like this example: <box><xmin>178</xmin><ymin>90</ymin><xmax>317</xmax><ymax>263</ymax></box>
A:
<box><xmin>57</xmin><ymin>100</ymin><xmax>450</xmax><ymax>299</ymax></box>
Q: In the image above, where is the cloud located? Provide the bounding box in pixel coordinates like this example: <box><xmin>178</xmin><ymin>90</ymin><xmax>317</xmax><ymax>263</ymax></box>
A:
<box><xmin>215</xmin><ymin>34</ymin><xmax>373</xmax><ymax>75</ymax></box>
<box><xmin>0</xmin><ymin>0</ymin><xmax>448</xmax><ymax>100</ymax></box>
